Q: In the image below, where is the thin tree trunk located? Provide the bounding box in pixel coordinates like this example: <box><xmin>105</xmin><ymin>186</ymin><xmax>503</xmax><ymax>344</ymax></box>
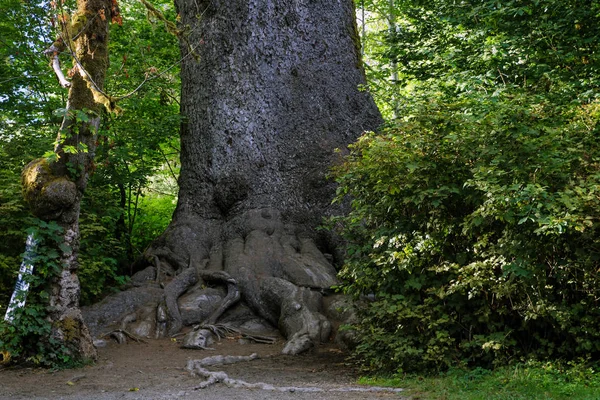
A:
<box><xmin>22</xmin><ymin>0</ymin><xmax>113</xmax><ymax>362</ymax></box>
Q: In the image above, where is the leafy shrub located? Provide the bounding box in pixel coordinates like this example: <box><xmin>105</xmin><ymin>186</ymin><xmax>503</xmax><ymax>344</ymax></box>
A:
<box><xmin>332</xmin><ymin>86</ymin><xmax>600</xmax><ymax>373</ymax></box>
<box><xmin>344</xmin><ymin>0</ymin><xmax>600</xmax><ymax>374</ymax></box>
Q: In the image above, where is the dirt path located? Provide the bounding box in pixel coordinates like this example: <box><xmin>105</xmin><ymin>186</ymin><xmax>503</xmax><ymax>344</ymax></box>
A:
<box><xmin>0</xmin><ymin>338</ymin><xmax>407</xmax><ymax>399</ymax></box>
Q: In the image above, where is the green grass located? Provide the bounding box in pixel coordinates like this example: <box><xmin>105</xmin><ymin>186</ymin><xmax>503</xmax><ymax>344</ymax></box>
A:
<box><xmin>359</xmin><ymin>361</ymin><xmax>600</xmax><ymax>399</ymax></box>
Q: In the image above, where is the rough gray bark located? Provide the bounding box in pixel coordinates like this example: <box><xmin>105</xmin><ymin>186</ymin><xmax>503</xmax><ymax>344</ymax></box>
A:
<box><xmin>143</xmin><ymin>0</ymin><xmax>382</xmax><ymax>353</ymax></box>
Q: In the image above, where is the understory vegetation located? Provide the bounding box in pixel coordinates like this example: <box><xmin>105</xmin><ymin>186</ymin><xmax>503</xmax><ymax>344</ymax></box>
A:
<box><xmin>360</xmin><ymin>360</ymin><xmax>600</xmax><ymax>400</ymax></box>
<box><xmin>334</xmin><ymin>0</ymin><xmax>600</xmax><ymax>378</ymax></box>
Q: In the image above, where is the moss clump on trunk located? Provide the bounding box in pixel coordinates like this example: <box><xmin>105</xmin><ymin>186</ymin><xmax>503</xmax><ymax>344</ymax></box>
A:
<box><xmin>22</xmin><ymin>158</ymin><xmax>79</xmax><ymax>220</ymax></box>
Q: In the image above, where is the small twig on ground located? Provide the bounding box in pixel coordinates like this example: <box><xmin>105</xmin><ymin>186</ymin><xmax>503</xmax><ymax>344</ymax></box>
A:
<box><xmin>67</xmin><ymin>374</ymin><xmax>86</xmax><ymax>384</ymax></box>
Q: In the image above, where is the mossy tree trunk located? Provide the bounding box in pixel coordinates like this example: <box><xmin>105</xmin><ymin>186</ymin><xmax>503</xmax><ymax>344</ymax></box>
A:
<box><xmin>146</xmin><ymin>0</ymin><xmax>382</xmax><ymax>354</ymax></box>
<box><xmin>21</xmin><ymin>0</ymin><xmax>113</xmax><ymax>362</ymax></box>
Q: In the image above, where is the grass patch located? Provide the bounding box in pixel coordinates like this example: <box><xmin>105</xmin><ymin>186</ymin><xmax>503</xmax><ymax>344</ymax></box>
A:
<box><xmin>359</xmin><ymin>361</ymin><xmax>600</xmax><ymax>399</ymax></box>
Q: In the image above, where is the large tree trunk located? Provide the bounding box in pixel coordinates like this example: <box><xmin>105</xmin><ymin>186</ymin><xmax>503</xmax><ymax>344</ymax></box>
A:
<box><xmin>147</xmin><ymin>0</ymin><xmax>381</xmax><ymax>353</ymax></box>
<box><xmin>144</xmin><ymin>0</ymin><xmax>383</xmax><ymax>352</ymax></box>
<box><xmin>21</xmin><ymin>0</ymin><xmax>113</xmax><ymax>362</ymax></box>
<box><xmin>143</xmin><ymin>0</ymin><xmax>381</xmax><ymax>354</ymax></box>
<box><xmin>81</xmin><ymin>0</ymin><xmax>380</xmax><ymax>355</ymax></box>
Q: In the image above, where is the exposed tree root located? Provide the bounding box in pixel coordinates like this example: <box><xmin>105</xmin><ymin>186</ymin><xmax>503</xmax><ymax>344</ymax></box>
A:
<box><xmin>182</xmin><ymin>324</ymin><xmax>277</xmax><ymax>350</ymax></box>
<box><xmin>186</xmin><ymin>353</ymin><xmax>405</xmax><ymax>393</ymax></box>
<box><xmin>143</xmin><ymin>212</ymin><xmax>340</xmax><ymax>354</ymax></box>
<box><xmin>196</xmin><ymin>271</ymin><xmax>240</xmax><ymax>325</ymax></box>
<box><xmin>189</xmin><ymin>353</ymin><xmax>259</xmax><ymax>368</ymax></box>
<box><xmin>195</xmin><ymin>324</ymin><xmax>277</xmax><ymax>344</ymax></box>
<box><xmin>161</xmin><ymin>255</ymin><xmax>242</xmax><ymax>336</ymax></box>
<box><xmin>101</xmin><ymin>329</ymin><xmax>147</xmax><ymax>344</ymax></box>
<box><xmin>164</xmin><ymin>266</ymin><xmax>199</xmax><ymax>336</ymax></box>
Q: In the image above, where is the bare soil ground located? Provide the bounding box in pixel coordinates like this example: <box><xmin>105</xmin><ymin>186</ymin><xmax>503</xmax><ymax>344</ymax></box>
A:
<box><xmin>0</xmin><ymin>337</ymin><xmax>407</xmax><ymax>400</ymax></box>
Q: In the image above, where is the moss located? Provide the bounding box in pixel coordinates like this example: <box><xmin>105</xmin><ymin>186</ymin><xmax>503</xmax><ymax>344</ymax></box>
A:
<box><xmin>22</xmin><ymin>158</ymin><xmax>78</xmax><ymax>219</ymax></box>
<box><xmin>64</xmin><ymin>7</ymin><xmax>115</xmax><ymax>113</ymax></box>
<box><xmin>70</xmin><ymin>12</ymin><xmax>87</xmax><ymax>37</ymax></box>
<box><xmin>91</xmin><ymin>88</ymin><xmax>118</xmax><ymax>113</ymax></box>
<box><xmin>22</xmin><ymin>158</ymin><xmax>53</xmax><ymax>203</ymax></box>
<box><xmin>0</xmin><ymin>350</ymin><xmax>11</xmax><ymax>365</ymax></box>
<box><xmin>57</xmin><ymin>317</ymin><xmax>80</xmax><ymax>342</ymax></box>
<box><xmin>348</xmin><ymin>1</ymin><xmax>364</xmax><ymax>70</ymax></box>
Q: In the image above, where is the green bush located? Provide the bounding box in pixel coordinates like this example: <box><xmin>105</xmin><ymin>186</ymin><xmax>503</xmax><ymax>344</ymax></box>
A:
<box><xmin>332</xmin><ymin>87</ymin><xmax>600</xmax><ymax>373</ymax></box>
<box><xmin>0</xmin><ymin>182</ymin><xmax>28</xmax><ymax>306</ymax></box>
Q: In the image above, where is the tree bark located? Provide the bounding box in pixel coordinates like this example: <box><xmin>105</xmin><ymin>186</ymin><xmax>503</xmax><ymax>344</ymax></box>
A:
<box><xmin>21</xmin><ymin>0</ymin><xmax>113</xmax><ymax>362</ymax></box>
<box><xmin>147</xmin><ymin>0</ymin><xmax>382</xmax><ymax>353</ymax></box>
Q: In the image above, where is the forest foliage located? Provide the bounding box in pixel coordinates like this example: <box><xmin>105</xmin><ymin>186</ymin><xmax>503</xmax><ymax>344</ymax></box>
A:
<box><xmin>0</xmin><ymin>0</ymin><xmax>180</xmax><ymax>313</ymax></box>
<box><xmin>333</xmin><ymin>0</ymin><xmax>600</xmax><ymax>372</ymax></box>
<box><xmin>2</xmin><ymin>0</ymin><xmax>600</xmax><ymax>374</ymax></box>
<box><xmin>0</xmin><ymin>0</ymin><xmax>180</xmax><ymax>366</ymax></box>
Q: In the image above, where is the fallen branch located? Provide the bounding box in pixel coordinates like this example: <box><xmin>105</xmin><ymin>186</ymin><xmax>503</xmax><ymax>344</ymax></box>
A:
<box><xmin>185</xmin><ymin>354</ymin><xmax>404</xmax><ymax>393</ymax></box>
